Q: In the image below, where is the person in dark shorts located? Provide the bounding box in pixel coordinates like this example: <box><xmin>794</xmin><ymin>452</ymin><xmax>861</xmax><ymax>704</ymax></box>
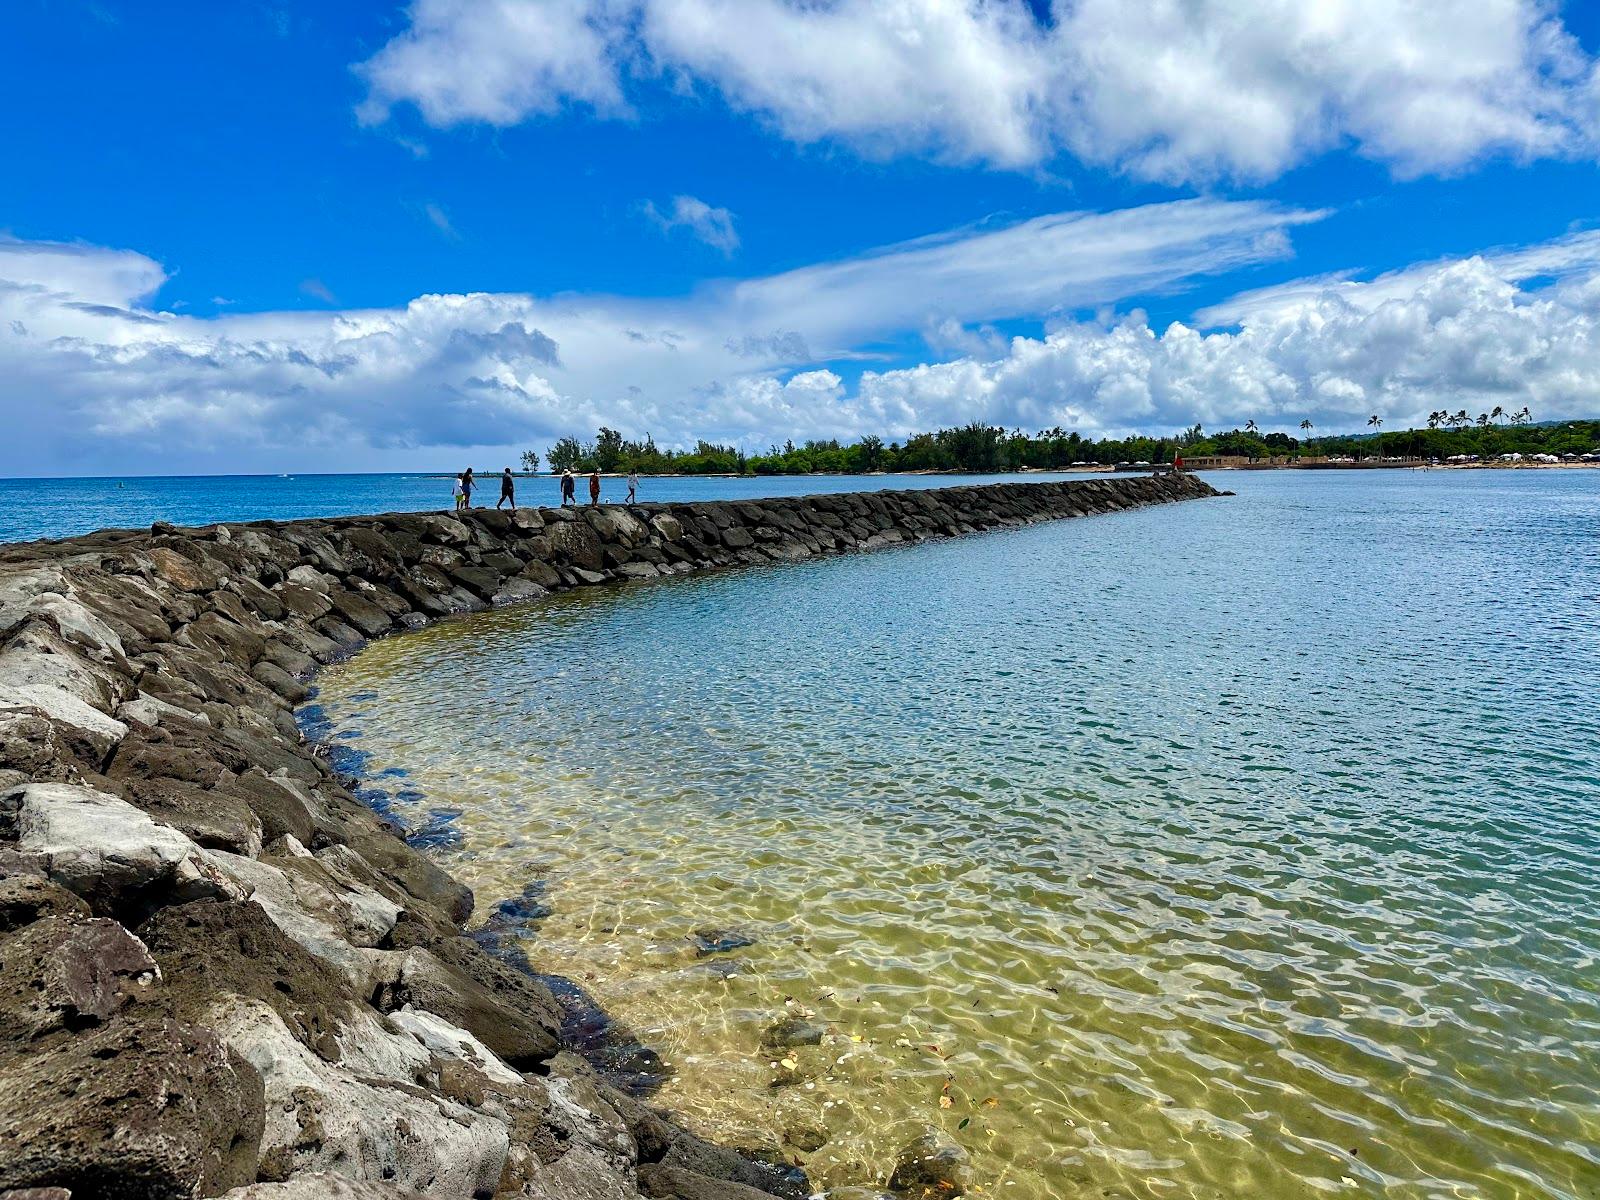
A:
<box><xmin>460</xmin><ymin>467</ymin><xmax>475</xmax><ymax>509</ymax></box>
<box><xmin>497</xmin><ymin>467</ymin><xmax>516</xmax><ymax>510</ymax></box>
<box><xmin>626</xmin><ymin>469</ymin><xmax>638</xmax><ymax>505</ymax></box>
<box><xmin>560</xmin><ymin>469</ymin><xmax>576</xmax><ymax>505</ymax></box>
<box><xmin>588</xmin><ymin>469</ymin><xmax>601</xmax><ymax>506</ymax></box>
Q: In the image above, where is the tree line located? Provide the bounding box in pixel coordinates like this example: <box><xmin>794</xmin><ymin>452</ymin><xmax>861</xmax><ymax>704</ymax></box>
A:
<box><xmin>522</xmin><ymin>414</ymin><xmax>1599</xmax><ymax>476</ymax></box>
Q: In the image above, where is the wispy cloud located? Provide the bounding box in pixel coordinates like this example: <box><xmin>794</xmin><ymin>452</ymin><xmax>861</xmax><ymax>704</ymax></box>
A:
<box><xmin>298</xmin><ymin>278</ymin><xmax>338</xmax><ymax>304</ymax></box>
<box><xmin>643</xmin><ymin>195</ymin><xmax>739</xmax><ymax>255</ymax></box>
<box><xmin>422</xmin><ymin>201</ymin><xmax>461</xmax><ymax>241</ymax></box>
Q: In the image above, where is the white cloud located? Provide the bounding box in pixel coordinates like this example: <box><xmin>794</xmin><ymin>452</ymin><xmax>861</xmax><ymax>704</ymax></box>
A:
<box><xmin>643</xmin><ymin>194</ymin><xmax>740</xmax><ymax>253</ymax></box>
<box><xmin>0</xmin><ymin>201</ymin><xmax>1304</xmax><ymax>471</ymax></box>
<box><xmin>854</xmin><ymin>252</ymin><xmax>1600</xmax><ymax>437</ymax></box>
<box><xmin>5</xmin><ymin>209</ymin><xmax>1600</xmax><ymax>474</ymax></box>
<box><xmin>355</xmin><ymin>0</ymin><xmax>1600</xmax><ymax>181</ymax></box>
<box><xmin>356</xmin><ymin>0</ymin><xmax>630</xmax><ymax>127</ymax></box>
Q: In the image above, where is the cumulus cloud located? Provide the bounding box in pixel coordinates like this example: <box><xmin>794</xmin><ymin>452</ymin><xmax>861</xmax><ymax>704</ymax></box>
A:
<box><xmin>5</xmin><ymin>211</ymin><xmax>1600</xmax><ymax>474</ymax></box>
<box><xmin>855</xmin><ymin>242</ymin><xmax>1600</xmax><ymax>437</ymax></box>
<box><xmin>643</xmin><ymin>194</ymin><xmax>740</xmax><ymax>253</ymax></box>
<box><xmin>355</xmin><ymin>0</ymin><xmax>1600</xmax><ymax>181</ymax></box>
<box><xmin>356</xmin><ymin>0</ymin><xmax>630</xmax><ymax>127</ymax></box>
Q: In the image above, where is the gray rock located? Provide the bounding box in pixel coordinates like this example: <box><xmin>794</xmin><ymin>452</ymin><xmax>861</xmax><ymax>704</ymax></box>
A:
<box><xmin>549</xmin><ymin>520</ymin><xmax>605</xmax><ymax>571</ymax></box>
<box><xmin>210</xmin><ymin>996</ymin><xmax>508</xmax><ymax>1197</ymax></box>
<box><xmin>491</xmin><ymin>577</ymin><xmax>549</xmax><ymax>606</ymax></box>
<box><xmin>379</xmin><ymin>941</ymin><xmax>562</xmax><ymax>1071</ymax></box>
<box><xmin>327</xmin><ymin>590</ymin><xmax>392</xmax><ymax>639</ymax></box>
<box><xmin>11</xmin><ymin>782</ymin><xmax>243</xmax><ymax>914</ymax></box>
<box><xmin>219</xmin><ymin>1175</ymin><xmax>430</xmax><ymax>1198</ymax></box>
<box><xmin>120</xmin><ymin>776</ymin><xmax>263</xmax><ymax>857</ymax></box>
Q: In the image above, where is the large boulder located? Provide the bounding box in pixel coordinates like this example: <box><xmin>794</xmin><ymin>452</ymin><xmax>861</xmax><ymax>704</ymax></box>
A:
<box><xmin>585</xmin><ymin>507</ymin><xmax>649</xmax><ymax>547</ymax></box>
<box><xmin>211</xmin><ymin>997</ymin><xmax>509</xmax><ymax>1196</ymax></box>
<box><xmin>137</xmin><ymin>899</ymin><xmax>355</xmax><ymax>1063</ymax></box>
<box><xmin>548</xmin><ymin>520</ymin><xmax>605</xmax><ymax>572</ymax></box>
<box><xmin>378</xmin><ymin>942</ymin><xmax>561</xmax><ymax>1071</ymax></box>
<box><xmin>0</xmin><ymin>1013</ymin><xmax>265</xmax><ymax>1200</ymax></box>
<box><xmin>10</xmin><ymin>783</ymin><xmax>244</xmax><ymax>916</ymax></box>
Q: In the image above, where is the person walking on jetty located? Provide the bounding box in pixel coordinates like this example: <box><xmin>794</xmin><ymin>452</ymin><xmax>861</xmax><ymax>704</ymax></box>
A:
<box><xmin>497</xmin><ymin>466</ymin><xmax>516</xmax><ymax>510</ymax></box>
<box><xmin>588</xmin><ymin>468</ymin><xmax>601</xmax><ymax>507</ymax></box>
<box><xmin>626</xmin><ymin>468</ymin><xmax>638</xmax><ymax>506</ymax></box>
<box><xmin>452</xmin><ymin>473</ymin><xmax>465</xmax><ymax>511</ymax></box>
<box><xmin>560</xmin><ymin>468</ymin><xmax>576</xmax><ymax>506</ymax></box>
<box><xmin>460</xmin><ymin>467</ymin><xmax>475</xmax><ymax>509</ymax></box>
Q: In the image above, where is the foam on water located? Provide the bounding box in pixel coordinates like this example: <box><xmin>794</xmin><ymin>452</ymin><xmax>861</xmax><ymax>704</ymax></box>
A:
<box><xmin>312</xmin><ymin>470</ymin><xmax>1600</xmax><ymax>1199</ymax></box>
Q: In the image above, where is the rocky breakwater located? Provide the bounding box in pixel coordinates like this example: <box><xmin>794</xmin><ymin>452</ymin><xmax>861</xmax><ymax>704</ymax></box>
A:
<box><xmin>0</xmin><ymin>473</ymin><xmax>1217</xmax><ymax>1200</ymax></box>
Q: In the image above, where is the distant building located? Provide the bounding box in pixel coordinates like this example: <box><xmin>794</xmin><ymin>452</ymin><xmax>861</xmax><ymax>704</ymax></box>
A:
<box><xmin>1181</xmin><ymin>454</ymin><xmax>1251</xmax><ymax>469</ymax></box>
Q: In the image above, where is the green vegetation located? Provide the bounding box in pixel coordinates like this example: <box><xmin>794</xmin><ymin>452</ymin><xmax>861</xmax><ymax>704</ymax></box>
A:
<box><xmin>532</xmin><ymin>415</ymin><xmax>1600</xmax><ymax>476</ymax></box>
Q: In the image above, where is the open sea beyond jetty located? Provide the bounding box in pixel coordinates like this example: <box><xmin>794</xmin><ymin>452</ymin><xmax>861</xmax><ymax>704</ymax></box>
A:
<box><xmin>307</xmin><ymin>470</ymin><xmax>1600</xmax><ymax>1200</ymax></box>
<box><xmin>0</xmin><ymin>470</ymin><xmax>1102</xmax><ymax>544</ymax></box>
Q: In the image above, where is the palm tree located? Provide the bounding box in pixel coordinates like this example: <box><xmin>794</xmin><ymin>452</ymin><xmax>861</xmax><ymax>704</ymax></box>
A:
<box><xmin>1477</xmin><ymin>412</ymin><xmax>1490</xmax><ymax>429</ymax></box>
<box><xmin>1491</xmin><ymin>405</ymin><xmax>1504</xmax><ymax>426</ymax></box>
<box><xmin>1300</xmin><ymin>419</ymin><xmax>1313</xmax><ymax>434</ymax></box>
<box><xmin>1244</xmin><ymin>419</ymin><xmax>1259</xmax><ymax>434</ymax></box>
<box><xmin>1368</xmin><ymin>414</ymin><xmax>1383</xmax><ymax>430</ymax></box>
<box><xmin>1452</xmin><ymin>409</ymin><xmax>1470</xmax><ymax>430</ymax></box>
<box><xmin>1427</xmin><ymin>411</ymin><xmax>1441</xmax><ymax>430</ymax></box>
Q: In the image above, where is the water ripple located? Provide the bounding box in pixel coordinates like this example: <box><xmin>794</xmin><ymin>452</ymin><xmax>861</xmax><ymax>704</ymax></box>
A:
<box><xmin>313</xmin><ymin>471</ymin><xmax>1600</xmax><ymax>1200</ymax></box>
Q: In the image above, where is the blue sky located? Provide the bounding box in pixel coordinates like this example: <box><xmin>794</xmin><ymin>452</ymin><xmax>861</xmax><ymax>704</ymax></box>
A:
<box><xmin>3</xmin><ymin>0</ymin><xmax>1600</xmax><ymax>474</ymax></box>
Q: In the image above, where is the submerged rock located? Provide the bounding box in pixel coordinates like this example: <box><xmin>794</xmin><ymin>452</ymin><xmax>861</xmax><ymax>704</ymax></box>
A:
<box><xmin>761</xmin><ymin>1016</ymin><xmax>826</xmax><ymax>1050</ymax></box>
<box><xmin>535</xmin><ymin>971</ymin><xmax>674</xmax><ymax>1096</ymax></box>
<box><xmin>693</xmin><ymin>926</ymin><xmax>758</xmax><ymax>956</ymax></box>
<box><xmin>887</xmin><ymin>1130</ymin><xmax>970</xmax><ymax>1197</ymax></box>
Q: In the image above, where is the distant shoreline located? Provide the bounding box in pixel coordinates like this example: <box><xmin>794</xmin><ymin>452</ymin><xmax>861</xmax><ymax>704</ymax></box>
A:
<box><xmin>427</xmin><ymin>460</ymin><xmax>1600</xmax><ymax>481</ymax></box>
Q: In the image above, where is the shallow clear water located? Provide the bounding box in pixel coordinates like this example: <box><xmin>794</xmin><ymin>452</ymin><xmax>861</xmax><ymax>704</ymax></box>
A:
<box><xmin>0</xmin><ymin>469</ymin><xmax>1101</xmax><ymax>543</ymax></box>
<box><xmin>311</xmin><ymin>471</ymin><xmax>1600</xmax><ymax>1199</ymax></box>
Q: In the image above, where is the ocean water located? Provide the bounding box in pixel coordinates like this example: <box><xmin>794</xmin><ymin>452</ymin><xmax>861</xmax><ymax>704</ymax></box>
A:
<box><xmin>0</xmin><ymin>470</ymin><xmax>1105</xmax><ymax>544</ymax></box>
<box><xmin>309</xmin><ymin>470</ymin><xmax>1600</xmax><ymax>1200</ymax></box>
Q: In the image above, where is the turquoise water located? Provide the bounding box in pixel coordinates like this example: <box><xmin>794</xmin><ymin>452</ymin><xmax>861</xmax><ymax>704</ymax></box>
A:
<box><xmin>312</xmin><ymin>471</ymin><xmax>1600</xmax><ymax>1199</ymax></box>
<box><xmin>0</xmin><ymin>469</ymin><xmax>1103</xmax><ymax>543</ymax></box>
